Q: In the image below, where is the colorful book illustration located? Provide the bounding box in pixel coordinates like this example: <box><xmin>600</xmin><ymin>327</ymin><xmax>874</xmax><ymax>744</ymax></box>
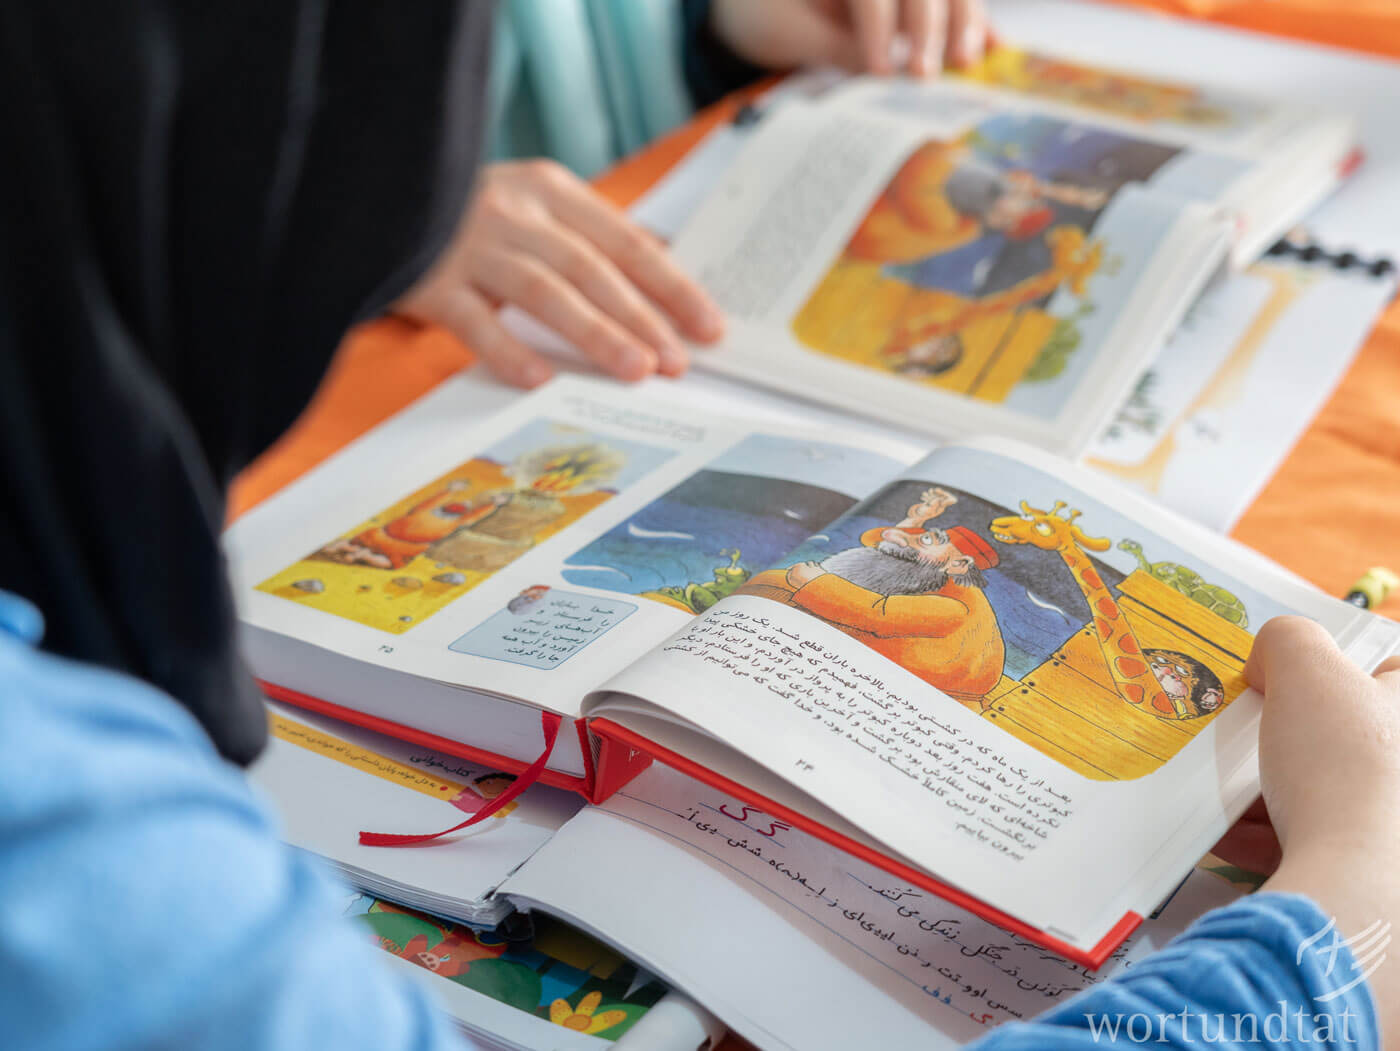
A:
<box><xmin>789</xmin><ymin>113</ymin><xmax>1160</xmax><ymax>410</ymax></box>
<box><xmin>731</xmin><ymin>472</ymin><xmax>1255</xmax><ymax>780</ymax></box>
<box><xmin>226</xmin><ymin>376</ymin><xmax>1400</xmax><ymax>968</ymax></box>
<box><xmin>347</xmin><ymin>895</ymin><xmax>667</xmax><ymax>1046</ymax></box>
<box><xmin>257</xmin><ymin>420</ymin><xmax>672</xmax><ymax>635</ymax></box>
<box><xmin>665</xmin><ymin>53</ymin><xmax>1356</xmax><ymax>452</ymax></box>
<box><xmin>954</xmin><ymin>47</ymin><xmax>1268</xmax><ymax>135</ymax></box>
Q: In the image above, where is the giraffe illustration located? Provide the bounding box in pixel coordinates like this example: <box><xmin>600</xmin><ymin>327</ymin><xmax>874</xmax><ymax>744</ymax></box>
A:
<box><xmin>989</xmin><ymin>500</ymin><xmax>1186</xmax><ymax>719</ymax></box>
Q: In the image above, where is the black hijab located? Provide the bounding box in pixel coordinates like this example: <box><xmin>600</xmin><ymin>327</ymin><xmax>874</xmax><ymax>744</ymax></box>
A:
<box><xmin>0</xmin><ymin>2</ymin><xmax>495</xmax><ymax>764</ymax></box>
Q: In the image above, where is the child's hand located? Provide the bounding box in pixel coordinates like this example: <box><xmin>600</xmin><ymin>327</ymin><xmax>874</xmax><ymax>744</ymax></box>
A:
<box><xmin>1246</xmin><ymin>616</ymin><xmax>1400</xmax><ymax>1026</ymax></box>
<box><xmin>395</xmin><ymin>161</ymin><xmax>724</xmax><ymax>388</ymax></box>
<box><xmin>1249</xmin><ymin>617</ymin><xmax>1400</xmax><ymax>868</ymax></box>
<box><xmin>712</xmin><ymin>0</ymin><xmax>991</xmax><ymax>77</ymax></box>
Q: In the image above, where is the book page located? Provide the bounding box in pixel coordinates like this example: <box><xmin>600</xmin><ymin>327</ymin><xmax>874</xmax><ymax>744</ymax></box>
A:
<box><xmin>1088</xmin><ymin>242</ymin><xmax>1396</xmax><ymax>530</ymax></box>
<box><xmin>991</xmin><ymin>0</ymin><xmax>1400</xmax><ymax>257</ymax></box>
<box><xmin>226</xmin><ymin>376</ymin><xmax>921</xmax><ymax>718</ymax></box>
<box><xmin>948</xmin><ymin>46</ymin><xmax>1309</xmax><ymax>155</ymax></box>
<box><xmin>672</xmin><ymin>94</ymin><xmax>1234</xmax><ymax>453</ymax></box>
<box><xmin>586</xmin><ymin>437</ymin><xmax>1398</xmax><ymax>947</ymax></box>
<box><xmin>502</xmin><ymin>763</ymin><xmax>1244</xmax><ymax>1051</ymax></box>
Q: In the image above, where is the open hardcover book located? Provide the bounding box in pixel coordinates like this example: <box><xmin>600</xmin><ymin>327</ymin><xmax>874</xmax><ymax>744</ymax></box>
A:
<box><xmin>666</xmin><ymin>50</ymin><xmax>1359</xmax><ymax>452</ymax></box>
<box><xmin>226</xmin><ymin>376</ymin><xmax>1399</xmax><ymax>967</ymax></box>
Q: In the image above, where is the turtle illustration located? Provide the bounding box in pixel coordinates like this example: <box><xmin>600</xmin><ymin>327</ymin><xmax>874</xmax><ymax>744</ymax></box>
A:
<box><xmin>655</xmin><ymin>548</ymin><xmax>750</xmax><ymax>614</ymax></box>
<box><xmin>1118</xmin><ymin>538</ymin><xmax>1249</xmax><ymax>627</ymax></box>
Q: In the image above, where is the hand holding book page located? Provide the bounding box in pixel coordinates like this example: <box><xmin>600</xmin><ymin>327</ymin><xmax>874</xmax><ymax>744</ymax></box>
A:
<box><xmin>499</xmin><ymin>763</ymin><xmax>1245</xmax><ymax>1050</ymax></box>
<box><xmin>581</xmin><ymin>437</ymin><xmax>1400</xmax><ymax>957</ymax></box>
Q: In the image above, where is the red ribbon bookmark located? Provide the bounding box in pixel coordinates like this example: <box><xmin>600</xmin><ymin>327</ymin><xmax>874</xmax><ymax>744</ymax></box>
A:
<box><xmin>358</xmin><ymin>712</ymin><xmax>563</xmax><ymax>847</ymax></box>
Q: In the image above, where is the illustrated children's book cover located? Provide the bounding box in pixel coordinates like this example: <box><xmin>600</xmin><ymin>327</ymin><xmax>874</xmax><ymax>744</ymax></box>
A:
<box><xmin>348</xmin><ymin>895</ymin><xmax>667</xmax><ymax>1043</ymax></box>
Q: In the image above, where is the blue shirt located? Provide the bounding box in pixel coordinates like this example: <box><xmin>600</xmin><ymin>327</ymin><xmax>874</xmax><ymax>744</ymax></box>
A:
<box><xmin>969</xmin><ymin>895</ymin><xmax>1379</xmax><ymax>1049</ymax></box>
<box><xmin>0</xmin><ymin>591</ymin><xmax>1379</xmax><ymax>1049</ymax></box>
<box><xmin>0</xmin><ymin>592</ymin><xmax>476</xmax><ymax>1051</ymax></box>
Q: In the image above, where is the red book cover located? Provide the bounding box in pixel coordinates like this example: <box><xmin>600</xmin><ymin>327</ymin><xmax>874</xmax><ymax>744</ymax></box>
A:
<box><xmin>257</xmin><ymin>680</ymin><xmax>594</xmax><ymax>797</ymax></box>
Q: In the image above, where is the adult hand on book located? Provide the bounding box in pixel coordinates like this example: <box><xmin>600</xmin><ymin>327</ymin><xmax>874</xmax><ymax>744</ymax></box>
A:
<box><xmin>395</xmin><ymin>161</ymin><xmax>725</xmax><ymax>388</ymax></box>
<box><xmin>711</xmin><ymin>0</ymin><xmax>992</xmax><ymax>76</ymax></box>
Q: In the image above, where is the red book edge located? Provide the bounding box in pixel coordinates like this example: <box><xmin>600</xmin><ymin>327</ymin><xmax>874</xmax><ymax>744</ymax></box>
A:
<box><xmin>589</xmin><ymin>728</ymin><xmax>655</xmax><ymax>805</ymax></box>
<box><xmin>587</xmin><ymin>716</ymin><xmax>1142</xmax><ymax>971</ymax></box>
<box><xmin>1339</xmin><ymin>145</ymin><xmax>1366</xmax><ymax>179</ymax></box>
<box><xmin>256</xmin><ymin>680</ymin><xmax>593</xmax><ymax>797</ymax></box>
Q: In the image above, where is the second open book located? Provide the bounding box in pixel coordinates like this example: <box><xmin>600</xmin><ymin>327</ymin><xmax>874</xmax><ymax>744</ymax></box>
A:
<box><xmin>665</xmin><ymin>51</ymin><xmax>1359</xmax><ymax>453</ymax></box>
<box><xmin>225</xmin><ymin>376</ymin><xmax>1399</xmax><ymax>967</ymax></box>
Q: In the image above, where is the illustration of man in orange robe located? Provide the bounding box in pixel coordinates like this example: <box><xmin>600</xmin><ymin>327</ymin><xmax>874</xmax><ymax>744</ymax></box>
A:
<box><xmin>741</xmin><ymin>488</ymin><xmax>1005</xmax><ymax>706</ymax></box>
<box><xmin>314</xmin><ymin>480</ymin><xmax>508</xmax><ymax>569</ymax></box>
<box><xmin>845</xmin><ymin>142</ymin><xmax>1107</xmax><ymax>267</ymax></box>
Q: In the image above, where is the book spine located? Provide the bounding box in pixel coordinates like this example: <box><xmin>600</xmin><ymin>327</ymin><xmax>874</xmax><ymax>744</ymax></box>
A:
<box><xmin>586</xmin><ymin>720</ymin><xmax>655</xmax><ymax>805</ymax></box>
<box><xmin>257</xmin><ymin>680</ymin><xmax>594</xmax><ymax>797</ymax></box>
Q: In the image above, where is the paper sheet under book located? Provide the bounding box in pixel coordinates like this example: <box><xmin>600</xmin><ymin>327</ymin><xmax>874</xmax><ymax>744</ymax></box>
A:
<box><xmin>1088</xmin><ymin>242</ymin><xmax>1395</xmax><ymax>531</ymax></box>
<box><xmin>500</xmin><ymin>765</ymin><xmax>1244</xmax><ymax>1051</ymax></box>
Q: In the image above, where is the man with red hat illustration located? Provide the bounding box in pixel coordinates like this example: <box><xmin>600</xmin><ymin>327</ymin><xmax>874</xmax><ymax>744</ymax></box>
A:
<box><xmin>740</xmin><ymin>487</ymin><xmax>1006</xmax><ymax>707</ymax></box>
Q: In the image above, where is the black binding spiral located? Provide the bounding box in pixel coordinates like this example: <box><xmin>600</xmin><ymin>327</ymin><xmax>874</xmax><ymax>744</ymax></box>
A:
<box><xmin>1266</xmin><ymin>237</ymin><xmax>1396</xmax><ymax>278</ymax></box>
